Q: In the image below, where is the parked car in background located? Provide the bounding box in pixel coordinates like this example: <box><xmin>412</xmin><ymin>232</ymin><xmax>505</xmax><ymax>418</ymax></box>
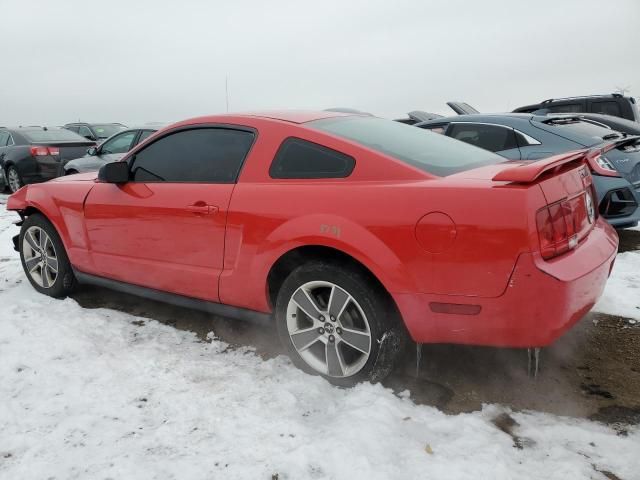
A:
<box><xmin>0</xmin><ymin>127</ymin><xmax>95</xmax><ymax>192</ymax></box>
<box><xmin>416</xmin><ymin>113</ymin><xmax>640</xmax><ymax>228</ymax></box>
<box><xmin>513</xmin><ymin>94</ymin><xmax>639</xmax><ymax>122</ymax></box>
<box><xmin>63</xmin><ymin>122</ymin><xmax>126</xmax><ymax>142</ymax></box>
<box><xmin>63</xmin><ymin>125</ymin><xmax>162</xmax><ymax>175</ymax></box>
<box><xmin>7</xmin><ymin>111</ymin><xmax>617</xmax><ymax>385</ymax></box>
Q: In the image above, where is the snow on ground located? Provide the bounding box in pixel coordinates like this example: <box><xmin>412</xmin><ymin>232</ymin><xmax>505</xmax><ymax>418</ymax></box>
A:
<box><xmin>0</xmin><ymin>197</ymin><xmax>639</xmax><ymax>480</ymax></box>
<box><xmin>594</xmin><ymin>250</ymin><xmax>640</xmax><ymax>322</ymax></box>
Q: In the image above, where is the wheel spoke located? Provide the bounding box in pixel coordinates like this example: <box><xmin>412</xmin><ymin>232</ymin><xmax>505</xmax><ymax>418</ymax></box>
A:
<box><xmin>46</xmin><ymin>256</ymin><xmax>58</xmax><ymax>273</ymax></box>
<box><xmin>339</xmin><ymin>327</ymin><xmax>371</xmax><ymax>354</ymax></box>
<box><xmin>41</xmin><ymin>266</ymin><xmax>50</xmax><ymax>288</ymax></box>
<box><xmin>25</xmin><ymin>255</ymin><xmax>42</xmax><ymax>272</ymax></box>
<box><xmin>290</xmin><ymin>327</ymin><xmax>322</xmax><ymax>351</ymax></box>
<box><xmin>328</xmin><ymin>286</ymin><xmax>351</xmax><ymax>320</ymax></box>
<box><xmin>39</xmin><ymin>231</ymin><xmax>48</xmax><ymax>251</ymax></box>
<box><xmin>325</xmin><ymin>341</ymin><xmax>345</xmax><ymax>377</ymax></box>
<box><xmin>25</xmin><ymin>230</ymin><xmax>40</xmax><ymax>252</ymax></box>
<box><xmin>291</xmin><ymin>288</ymin><xmax>322</xmax><ymax>320</ymax></box>
<box><xmin>45</xmin><ymin>265</ymin><xmax>57</xmax><ymax>283</ymax></box>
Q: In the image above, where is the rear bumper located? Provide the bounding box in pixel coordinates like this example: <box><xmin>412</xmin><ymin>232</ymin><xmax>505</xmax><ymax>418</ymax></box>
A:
<box><xmin>592</xmin><ymin>174</ymin><xmax>640</xmax><ymax>228</ymax></box>
<box><xmin>394</xmin><ymin>218</ymin><xmax>618</xmax><ymax>347</ymax></box>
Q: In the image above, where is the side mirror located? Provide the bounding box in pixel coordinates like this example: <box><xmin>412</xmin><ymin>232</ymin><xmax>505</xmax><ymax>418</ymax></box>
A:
<box><xmin>83</xmin><ymin>134</ymin><xmax>96</xmax><ymax>141</ymax></box>
<box><xmin>98</xmin><ymin>161</ymin><xmax>129</xmax><ymax>184</ymax></box>
<box><xmin>87</xmin><ymin>146</ymin><xmax>98</xmax><ymax>156</ymax></box>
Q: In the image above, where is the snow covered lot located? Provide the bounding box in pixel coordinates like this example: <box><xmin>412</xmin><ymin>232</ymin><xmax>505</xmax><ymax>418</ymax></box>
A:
<box><xmin>0</xmin><ymin>196</ymin><xmax>639</xmax><ymax>480</ymax></box>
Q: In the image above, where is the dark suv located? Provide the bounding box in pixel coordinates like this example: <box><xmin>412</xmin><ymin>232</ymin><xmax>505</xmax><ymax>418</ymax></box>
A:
<box><xmin>513</xmin><ymin>94</ymin><xmax>639</xmax><ymax>122</ymax></box>
<box><xmin>63</xmin><ymin>122</ymin><xmax>126</xmax><ymax>142</ymax></box>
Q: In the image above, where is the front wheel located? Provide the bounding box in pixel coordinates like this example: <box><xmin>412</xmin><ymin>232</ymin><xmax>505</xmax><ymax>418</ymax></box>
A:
<box><xmin>19</xmin><ymin>214</ymin><xmax>76</xmax><ymax>297</ymax></box>
<box><xmin>275</xmin><ymin>261</ymin><xmax>405</xmax><ymax>387</ymax></box>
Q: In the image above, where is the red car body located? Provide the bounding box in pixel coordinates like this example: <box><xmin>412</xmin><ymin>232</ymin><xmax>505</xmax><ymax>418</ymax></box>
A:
<box><xmin>7</xmin><ymin>111</ymin><xmax>618</xmax><ymax>348</ymax></box>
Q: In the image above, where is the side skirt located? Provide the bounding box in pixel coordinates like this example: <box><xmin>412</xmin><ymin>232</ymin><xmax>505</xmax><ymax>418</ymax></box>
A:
<box><xmin>72</xmin><ymin>269</ymin><xmax>272</xmax><ymax>326</ymax></box>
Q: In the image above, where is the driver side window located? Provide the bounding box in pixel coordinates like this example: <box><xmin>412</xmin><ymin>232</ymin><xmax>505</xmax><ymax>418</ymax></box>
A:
<box><xmin>101</xmin><ymin>131</ymin><xmax>137</xmax><ymax>154</ymax></box>
<box><xmin>130</xmin><ymin>127</ymin><xmax>255</xmax><ymax>183</ymax></box>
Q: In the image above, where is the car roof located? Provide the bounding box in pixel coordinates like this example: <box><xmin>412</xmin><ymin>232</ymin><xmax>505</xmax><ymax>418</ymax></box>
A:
<box><xmin>64</xmin><ymin>122</ymin><xmax>126</xmax><ymax>126</ymax></box>
<box><xmin>194</xmin><ymin>110</ymin><xmax>356</xmax><ymax>124</ymax></box>
<box><xmin>1</xmin><ymin>125</ymin><xmax>67</xmax><ymax>132</ymax></box>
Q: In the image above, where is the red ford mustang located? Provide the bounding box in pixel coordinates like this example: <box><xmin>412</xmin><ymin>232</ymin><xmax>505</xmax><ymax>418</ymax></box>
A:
<box><xmin>7</xmin><ymin>111</ymin><xmax>618</xmax><ymax>385</ymax></box>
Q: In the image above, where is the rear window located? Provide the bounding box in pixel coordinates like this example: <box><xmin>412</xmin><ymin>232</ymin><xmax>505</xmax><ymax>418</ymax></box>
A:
<box><xmin>542</xmin><ymin>119</ymin><xmax>614</xmax><ymax>144</ymax></box>
<box><xmin>22</xmin><ymin>129</ymin><xmax>88</xmax><ymax>143</ymax></box>
<box><xmin>270</xmin><ymin>138</ymin><xmax>355</xmax><ymax>179</ymax></box>
<box><xmin>93</xmin><ymin>124</ymin><xmax>126</xmax><ymax>138</ymax></box>
<box><xmin>309</xmin><ymin>116</ymin><xmax>504</xmax><ymax>177</ymax></box>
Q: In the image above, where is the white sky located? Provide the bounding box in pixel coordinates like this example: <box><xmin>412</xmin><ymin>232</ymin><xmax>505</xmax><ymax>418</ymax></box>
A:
<box><xmin>1</xmin><ymin>0</ymin><xmax>639</xmax><ymax>126</ymax></box>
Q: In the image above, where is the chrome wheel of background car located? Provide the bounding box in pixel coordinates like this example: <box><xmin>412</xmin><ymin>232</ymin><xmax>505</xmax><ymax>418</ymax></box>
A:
<box><xmin>286</xmin><ymin>280</ymin><xmax>372</xmax><ymax>378</ymax></box>
<box><xmin>7</xmin><ymin>167</ymin><xmax>22</xmax><ymax>192</ymax></box>
<box><xmin>21</xmin><ymin>226</ymin><xmax>58</xmax><ymax>289</ymax></box>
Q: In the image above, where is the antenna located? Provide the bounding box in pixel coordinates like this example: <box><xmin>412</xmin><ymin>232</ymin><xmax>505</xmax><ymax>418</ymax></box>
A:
<box><xmin>225</xmin><ymin>75</ymin><xmax>229</xmax><ymax>112</ymax></box>
<box><xmin>614</xmin><ymin>85</ymin><xmax>631</xmax><ymax>96</ymax></box>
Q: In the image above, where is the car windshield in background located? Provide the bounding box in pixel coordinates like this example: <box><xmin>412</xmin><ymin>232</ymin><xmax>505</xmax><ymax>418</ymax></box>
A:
<box><xmin>22</xmin><ymin>129</ymin><xmax>88</xmax><ymax>143</ymax></box>
<box><xmin>93</xmin><ymin>124</ymin><xmax>126</xmax><ymax>138</ymax></box>
<box><xmin>310</xmin><ymin>116</ymin><xmax>505</xmax><ymax>176</ymax></box>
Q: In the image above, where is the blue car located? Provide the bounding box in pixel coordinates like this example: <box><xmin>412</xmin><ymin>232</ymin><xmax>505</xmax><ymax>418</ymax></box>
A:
<box><xmin>415</xmin><ymin>113</ymin><xmax>640</xmax><ymax>228</ymax></box>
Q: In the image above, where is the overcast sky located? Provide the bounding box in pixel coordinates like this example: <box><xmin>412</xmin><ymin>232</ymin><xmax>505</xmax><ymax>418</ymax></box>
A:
<box><xmin>1</xmin><ymin>0</ymin><xmax>638</xmax><ymax>126</ymax></box>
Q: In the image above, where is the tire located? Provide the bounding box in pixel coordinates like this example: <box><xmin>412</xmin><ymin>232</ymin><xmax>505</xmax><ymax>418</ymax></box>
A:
<box><xmin>6</xmin><ymin>165</ymin><xmax>23</xmax><ymax>193</ymax></box>
<box><xmin>275</xmin><ymin>261</ymin><xmax>406</xmax><ymax>387</ymax></box>
<box><xmin>65</xmin><ymin>169</ymin><xmax>79</xmax><ymax>175</ymax></box>
<box><xmin>19</xmin><ymin>213</ymin><xmax>76</xmax><ymax>298</ymax></box>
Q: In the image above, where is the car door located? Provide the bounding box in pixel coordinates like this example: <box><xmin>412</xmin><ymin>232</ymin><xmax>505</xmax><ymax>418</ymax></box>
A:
<box><xmin>445</xmin><ymin>122</ymin><xmax>522</xmax><ymax>160</ymax></box>
<box><xmin>0</xmin><ymin>131</ymin><xmax>9</xmax><ymax>163</ymax></box>
<box><xmin>82</xmin><ymin>126</ymin><xmax>256</xmax><ymax>301</ymax></box>
<box><xmin>0</xmin><ymin>131</ymin><xmax>10</xmax><ymax>188</ymax></box>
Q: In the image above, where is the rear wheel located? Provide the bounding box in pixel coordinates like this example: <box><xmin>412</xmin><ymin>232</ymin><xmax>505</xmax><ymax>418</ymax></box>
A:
<box><xmin>275</xmin><ymin>261</ymin><xmax>405</xmax><ymax>387</ymax></box>
<box><xmin>7</xmin><ymin>166</ymin><xmax>23</xmax><ymax>193</ymax></box>
<box><xmin>19</xmin><ymin>214</ymin><xmax>76</xmax><ymax>298</ymax></box>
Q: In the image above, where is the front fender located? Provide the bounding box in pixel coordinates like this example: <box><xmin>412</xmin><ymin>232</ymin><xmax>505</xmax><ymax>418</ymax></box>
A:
<box><xmin>6</xmin><ymin>183</ymin><xmax>95</xmax><ymax>264</ymax></box>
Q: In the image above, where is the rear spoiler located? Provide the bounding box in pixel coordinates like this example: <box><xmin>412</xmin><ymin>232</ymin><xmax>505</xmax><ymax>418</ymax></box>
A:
<box><xmin>492</xmin><ymin>150</ymin><xmax>588</xmax><ymax>183</ymax></box>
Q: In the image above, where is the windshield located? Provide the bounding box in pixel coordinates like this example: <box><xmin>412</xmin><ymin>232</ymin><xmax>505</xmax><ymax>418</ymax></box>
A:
<box><xmin>309</xmin><ymin>116</ymin><xmax>505</xmax><ymax>176</ymax></box>
<box><xmin>22</xmin><ymin>128</ymin><xmax>89</xmax><ymax>143</ymax></box>
<box><xmin>93</xmin><ymin>124</ymin><xmax>126</xmax><ymax>139</ymax></box>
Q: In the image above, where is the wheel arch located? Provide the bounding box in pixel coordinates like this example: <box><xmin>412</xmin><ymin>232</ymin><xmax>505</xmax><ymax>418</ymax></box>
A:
<box><xmin>265</xmin><ymin>245</ymin><xmax>403</xmax><ymax>321</ymax></box>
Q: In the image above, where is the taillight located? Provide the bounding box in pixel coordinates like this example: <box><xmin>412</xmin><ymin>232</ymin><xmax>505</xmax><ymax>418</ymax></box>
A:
<box><xmin>536</xmin><ymin>190</ymin><xmax>594</xmax><ymax>260</ymax></box>
<box><xmin>586</xmin><ymin>148</ymin><xmax>620</xmax><ymax>177</ymax></box>
<box><xmin>30</xmin><ymin>146</ymin><xmax>59</xmax><ymax>156</ymax></box>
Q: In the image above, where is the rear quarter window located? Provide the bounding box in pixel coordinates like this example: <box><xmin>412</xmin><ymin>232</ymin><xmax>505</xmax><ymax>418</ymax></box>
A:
<box><xmin>591</xmin><ymin>101</ymin><xmax>622</xmax><ymax>117</ymax></box>
<box><xmin>270</xmin><ymin>138</ymin><xmax>355</xmax><ymax>179</ymax></box>
<box><xmin>310</xmin><ymin>116</ymin><xmax>504</xmax><ymax>177</ymax></box>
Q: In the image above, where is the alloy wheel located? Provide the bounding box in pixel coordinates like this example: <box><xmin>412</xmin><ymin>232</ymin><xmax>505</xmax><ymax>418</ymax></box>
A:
<box><xmin>286</xmin><ymin>280</ymin><xmax>372</xmax><ymax>378</ymax></box>
<box><xmin>8</xmin><ymin>168</ymin><xmax>21</xmax><ymax>192</ymax></box>
<box><xmin>22</xmin><ymin>226</ymin><xmax>59</xmax><ymax>288</ymax></box>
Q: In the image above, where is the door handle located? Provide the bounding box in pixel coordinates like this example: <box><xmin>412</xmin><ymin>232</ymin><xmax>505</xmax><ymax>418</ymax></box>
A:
<box><xmin>185</xmin><ymin>203</ymin><xmax>218</xmax><ymax>214</ymax></box>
